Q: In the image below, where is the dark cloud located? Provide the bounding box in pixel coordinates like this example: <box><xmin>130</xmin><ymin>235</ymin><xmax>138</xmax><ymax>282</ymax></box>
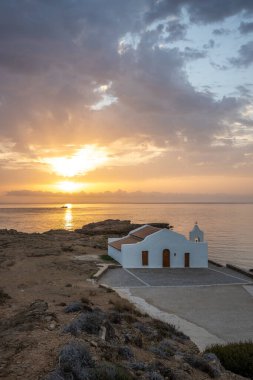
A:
<box><xmin>236</xmin><ymin>85</ymin><xmax>253</xmax><ymax>97</ymax></box>
<box><xmin>212</xmin><ymin>28</ymin><xmax>231</xmax><ymax>36</ymax></box>
<box><xmin>165</xmin><ymin>20</ymin><xmax>187</xmax><ymax>42</ymax></box>
<box><xmin>0</xmin><ymin>0</ymin><xmax>145</xmax><ymax>76</ymax></box>
<box><xmin>145</xmin><ymin>0</ymin><xmax>253</xmax><ymax>24</ymax></box>
<box><xmin>239</xmin><ymin>21</ymin><xmax>253</xmax><ymax>34</ymax></box>
<box><xmin>210</xmin><ymin>61</ymin><xmax>228</xmax><ymax>70</ymax></box>
<box><xmin>203</xmin><ymin>39</ymin><xmax>215</xmax><ymax>49</ymax></box>
<box><xmin>230</xmin><ymin>41</ymin><xmax>253</xmax><ymax>67</ymax></box>
<box><xmin>0</xmin><ymin>0</ymin><xmax>146</xmax><ymax>143</ymax></box>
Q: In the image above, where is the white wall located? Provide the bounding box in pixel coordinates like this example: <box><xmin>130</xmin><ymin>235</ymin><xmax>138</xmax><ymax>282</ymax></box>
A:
<box><xmin>120</xmin><ymin>229</ymin><xmax>208</xmax><ymax>268</ymax></box>
<box><xmin>108</xmin><ymin>237</ymin><xmax>123</xmax><ymax>264</ymax></box>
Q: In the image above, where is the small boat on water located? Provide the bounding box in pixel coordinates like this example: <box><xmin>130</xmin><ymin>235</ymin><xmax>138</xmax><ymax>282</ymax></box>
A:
<box><xmin>61</xmin><ymin>204</ymin><xmax>72</xmax><ymax>209</ymax></box>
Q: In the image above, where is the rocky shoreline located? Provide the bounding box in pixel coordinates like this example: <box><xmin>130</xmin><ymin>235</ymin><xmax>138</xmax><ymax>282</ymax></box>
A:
<box><xmin>0</xmin><ymin>220</ymin><xmax>248</xmax><ymax>379</ymax></box>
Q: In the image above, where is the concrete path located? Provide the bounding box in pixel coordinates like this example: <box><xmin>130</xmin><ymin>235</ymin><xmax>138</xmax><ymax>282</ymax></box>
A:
<box><xmin>116</xmin><ymin>288</ymin><xmax>225</xmax><ymax>351</ymax></box>
<box><xmin>130</xmin><ymin>285</ymin><xmax>253</xmax><ymax>344</ymax></box>
<box><xmin>100</xmin><ymin>265</ymin><xmax>253</xmax><ymax>350</ymax></box>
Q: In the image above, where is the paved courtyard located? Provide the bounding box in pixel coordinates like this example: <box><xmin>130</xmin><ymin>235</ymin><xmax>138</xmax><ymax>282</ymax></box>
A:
<box><xmin>100</xmin><ymin>265</ymin><xmax>253</xmax><ymax>348</ymax></box>
<box><xmin>100</xmin><ymin>265</ymin><xmax>252</xmax><ymax>288</ymax></box>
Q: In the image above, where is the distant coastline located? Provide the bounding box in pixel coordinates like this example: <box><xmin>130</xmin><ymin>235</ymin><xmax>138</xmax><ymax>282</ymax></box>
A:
<box><xmin>1</xmin><ymin>201</ymin><xmax>253</xmax><ymax>206</ymax></box>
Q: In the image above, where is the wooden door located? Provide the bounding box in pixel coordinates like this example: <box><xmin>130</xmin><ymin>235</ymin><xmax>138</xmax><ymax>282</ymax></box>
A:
<box><xmin>163</xmin><ymin>249</ymin><xmax>170</xmax><ymax>267</ymax></box>
<box><xmin>142</xmin><ymin>251</ymin><xmax>148</xmax><ymax>266</ymax></box>
<box><xmin>184</xmin><ymin>252</ymin><xmax>190</xmax><ymax>267</ymax></box>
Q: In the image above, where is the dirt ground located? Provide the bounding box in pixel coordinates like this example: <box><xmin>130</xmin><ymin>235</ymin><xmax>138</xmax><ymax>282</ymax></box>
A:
<box><xmin>0</xmin><ymin>221</ymin><xmax>249</xmax><ymax>379</ymax></box>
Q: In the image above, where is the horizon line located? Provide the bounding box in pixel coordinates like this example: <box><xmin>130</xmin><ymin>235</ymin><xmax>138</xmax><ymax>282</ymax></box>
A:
<box><xmin>1</xmin><ymin>201</ymin><xmax>253</xmax><ymax>206</ymax></box>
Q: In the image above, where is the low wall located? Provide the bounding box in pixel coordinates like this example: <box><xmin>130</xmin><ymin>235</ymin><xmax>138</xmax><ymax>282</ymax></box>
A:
<box><xmin>208</xmin><ymin>259</ymin><xmax>223</xmax><ymax>267</ymax></box>
<box><xmin>226</xmin><ymin>263</ymin><xmax>253</xmax><ymax>280</ymax></box>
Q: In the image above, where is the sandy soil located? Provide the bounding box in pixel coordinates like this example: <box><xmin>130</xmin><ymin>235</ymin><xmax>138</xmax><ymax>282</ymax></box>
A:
<box><xmin>0</xmin><ymin>221</ymin><xmax>248</xmax><ymax>379</ymax></box>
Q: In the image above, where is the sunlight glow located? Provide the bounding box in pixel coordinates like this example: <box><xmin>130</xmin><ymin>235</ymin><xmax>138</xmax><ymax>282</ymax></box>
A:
<box><xmin>64</xmin><ymin>207</ymin><xmax>73</xmax><ymax>230</ymax></box>
<box><xmin>57</xmin><ymin>181</ymin><xmax>84</xmax><ymax>192</ymax></box>
<box><xmin>45</xmin><ymin>145</ymin><xmax>108</xmax><ymax>177</ymax></box>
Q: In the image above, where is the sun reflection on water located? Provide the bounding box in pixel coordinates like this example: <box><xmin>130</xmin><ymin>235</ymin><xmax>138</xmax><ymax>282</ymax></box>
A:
<box><xmin>64</xmin><ymin>206</ymin><xmax>73</xmax><ymax>230</ymax></box>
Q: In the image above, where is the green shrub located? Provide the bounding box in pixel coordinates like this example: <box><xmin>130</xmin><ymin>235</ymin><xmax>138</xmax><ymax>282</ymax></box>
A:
<box><xmin>100</xmin><ymin>255</ymin><xmax>116</xmax><ymax>262</ymax></box>
<box><xmin>89</xmin><ymin>361</ymin><xmax>135</xmax><ymax>380</ymax></box>
<box><xmin>150</xmin><ymin>319</ymin><xmax>189</xmax><ymax>341</ymax></box>
<box><xmin>205</xmin><ymin>341</ymin><xmax>253</xmax><ymax>379</ymax></box>
<box><xmin>109</xmin><ymin>298</ymin><xmax>141</xmax><ymax>316</ymax></box>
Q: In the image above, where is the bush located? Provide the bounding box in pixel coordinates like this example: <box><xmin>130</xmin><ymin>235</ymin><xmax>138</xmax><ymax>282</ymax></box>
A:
<box><xmin>63</xmin><ymin>310</ymin><xmax>105</xmax><ymax>336</ymax></box>
<box><xmin>205</xmin><ymin>341</ymin><xmax>253</xmax><ymax>379</ymax></box>
<box><xmin>120</xmin><ymin>313</ymin><xmax>138</xmax><ymax>323</ymax></box>
<box><xmin>64</xmin><ymin>301</ymin><xmax>84</xmax><ymax>313</ymax></box>
<box><xmin>129</xmin><ymin>362</ymin><xmax>147</xmax><ymax>371</ymax></box>
<box><xmin>100</xmin><ymin>255</ymin><xmax>116</xmax><ymax>262</ymax></box>
<box><xmin>150</xmin><ymin>339</ymin><xmax>175</xmax><ymax>359</ymax></box>
<box><xmin>45</xmin><ymin>341</ymin><xmax>94</xmax><ymax>380</ymax></box>
<box><xmin>184</xmin><ymin>353</ymin><xmax>221</xmax><ymax>378</ymax></box>
<box><xmin>88</xmin><ymin>361</ymin><xmax>135</xmax><ymax>380</ymax></box>
<box><xmin>45</xmin><ymin>369</ymin><xmax>65</xmax><ymax>380</ymax></box>
<box><xmin>58</xmin><ymin>341</ymin><xmax>94</xmax><ymax>379</ymax></box>
<box><xmin>117</xmin><ymin>346</ymin><xmax>134</xmax><ymax>360</ymax></box>
<box><xmin>147</xmin><ymin>372</ymin><xmax>164</xmax><ymax>380</ymax></box>
<box><xmin>108</xmin><ymin>311</ymin><xmax>122</xmax><ymax>324</ymax></box>
<box><xmin>109</xmin><ymin>299</ymin><xmax>141</xmax><ymax>316</ymax></box>
<box><xmin>150</xmin><ymin>319</ymin><xmax>188</xmax><ymax>341</ymax></box>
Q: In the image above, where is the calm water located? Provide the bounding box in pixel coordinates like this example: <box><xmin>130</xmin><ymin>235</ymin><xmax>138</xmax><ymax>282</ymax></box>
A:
<box><xmin>0</xmin><ymin>203</ymin><xmax>252</xmax><ymax>270</ymax></box>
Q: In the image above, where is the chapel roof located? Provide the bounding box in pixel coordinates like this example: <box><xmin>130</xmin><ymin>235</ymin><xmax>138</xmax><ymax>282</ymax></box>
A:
<box><xmin>108</xmin><ymin>235</ymin><xmax>141</xmax><ymax>251</ymax></box>
<box><xmin>108</xmin><ymin>225</ymin><xmax>161</xmax><ymax>251</ymax></box>
<box><xmin>130</xmin><ymin>225</ymin><xmax>161</xmax><ymax>239</ymax></box>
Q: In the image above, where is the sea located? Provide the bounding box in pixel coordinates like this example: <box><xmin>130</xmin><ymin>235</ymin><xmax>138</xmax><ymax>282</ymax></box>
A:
<box><xmin>0</xmin><ymin>203</ymin><xmax>252</xmax><ymax>270</ymax></box>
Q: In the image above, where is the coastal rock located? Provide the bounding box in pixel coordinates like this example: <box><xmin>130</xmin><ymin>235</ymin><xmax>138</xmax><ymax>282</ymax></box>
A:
<box><xmin>75</xmin><ymin>219</ymin><xmax>171</xmax><ymax>236</ymax></box>
<box><xmin>2</xmin><ymin>299</ymin><xmax>57</xmax><ymax>331</ymax></box>
<box><xmin>47</xmin><ymin>322</ymin><xmax>57</xmax><ymax>331</ymax></box>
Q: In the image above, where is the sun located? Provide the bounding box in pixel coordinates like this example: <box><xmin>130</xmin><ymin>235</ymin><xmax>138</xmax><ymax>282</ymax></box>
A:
<box><xmin>45</xmin><ymin>145</ymin><xmax>108</xmax><ymax>177</ymax></box>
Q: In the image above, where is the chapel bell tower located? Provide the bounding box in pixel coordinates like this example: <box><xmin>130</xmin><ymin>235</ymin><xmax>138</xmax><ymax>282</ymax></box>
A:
<box><xmin>189</xmin><ymin>222</ymin><xmax>204</xmax><ymax>242</ymax></box>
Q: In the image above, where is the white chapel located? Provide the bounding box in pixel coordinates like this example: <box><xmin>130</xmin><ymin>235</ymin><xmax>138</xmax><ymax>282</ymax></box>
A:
<box><xmin>108</xmin><ymin>223</ymin><xmax>208</xmax><ymax>268</ymax></box>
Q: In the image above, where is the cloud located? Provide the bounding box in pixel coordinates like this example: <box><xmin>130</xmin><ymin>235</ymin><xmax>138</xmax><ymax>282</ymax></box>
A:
<box><xmin>212</xmin><ymin>28</ymin><xmax>231</xmax><ymax>36</ymax></box>
<box><xmin>4</xmin><ymin>189</ymin><xmax>253</xmax><ymax>203</ymax></box>
<box><xmin>145</xmin><ymin>1</ymin><xmax>253</xmax><ymax>24</ymax></box>
<box><xmin>230</xmin><ymin>41</ymin><xmax>253</xmax><ymax>67</ymax></box>
<box><xmin>236</xmin><ymin>85</ymin><xmax>253</xmax><ymax>97</ymax></box>
<box><xmin>181</xmin><ymin>47</ymin><xmax>206</xmax><ymax>60</ymax></box>
<box><xmin>0</xmin><ymin>139</ymin><xmax>168</xmax><ymax>176</ymax></box>
<box><xmin>210</xmin><ymin>61</ymin><xmax>229</xmax><ymax>71</ymax></box>
<box><xmin>203</xmin><ymin>39</ymin><xmax>215</xmax><ymax>49</ymax></box>
<box><xmin>239</xmin><ymin>21</ymin><xmax>253</xmax><ymax>34</ymax></box>
<box><xmin>165</xmin><ymin>20</ymin><xmax>187</xmax><ymax>42</ymax></box>
<box><xmin>0</xmin><ymin>0</ymin><xmax>252</xmax><ymax>188</ymax></box>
